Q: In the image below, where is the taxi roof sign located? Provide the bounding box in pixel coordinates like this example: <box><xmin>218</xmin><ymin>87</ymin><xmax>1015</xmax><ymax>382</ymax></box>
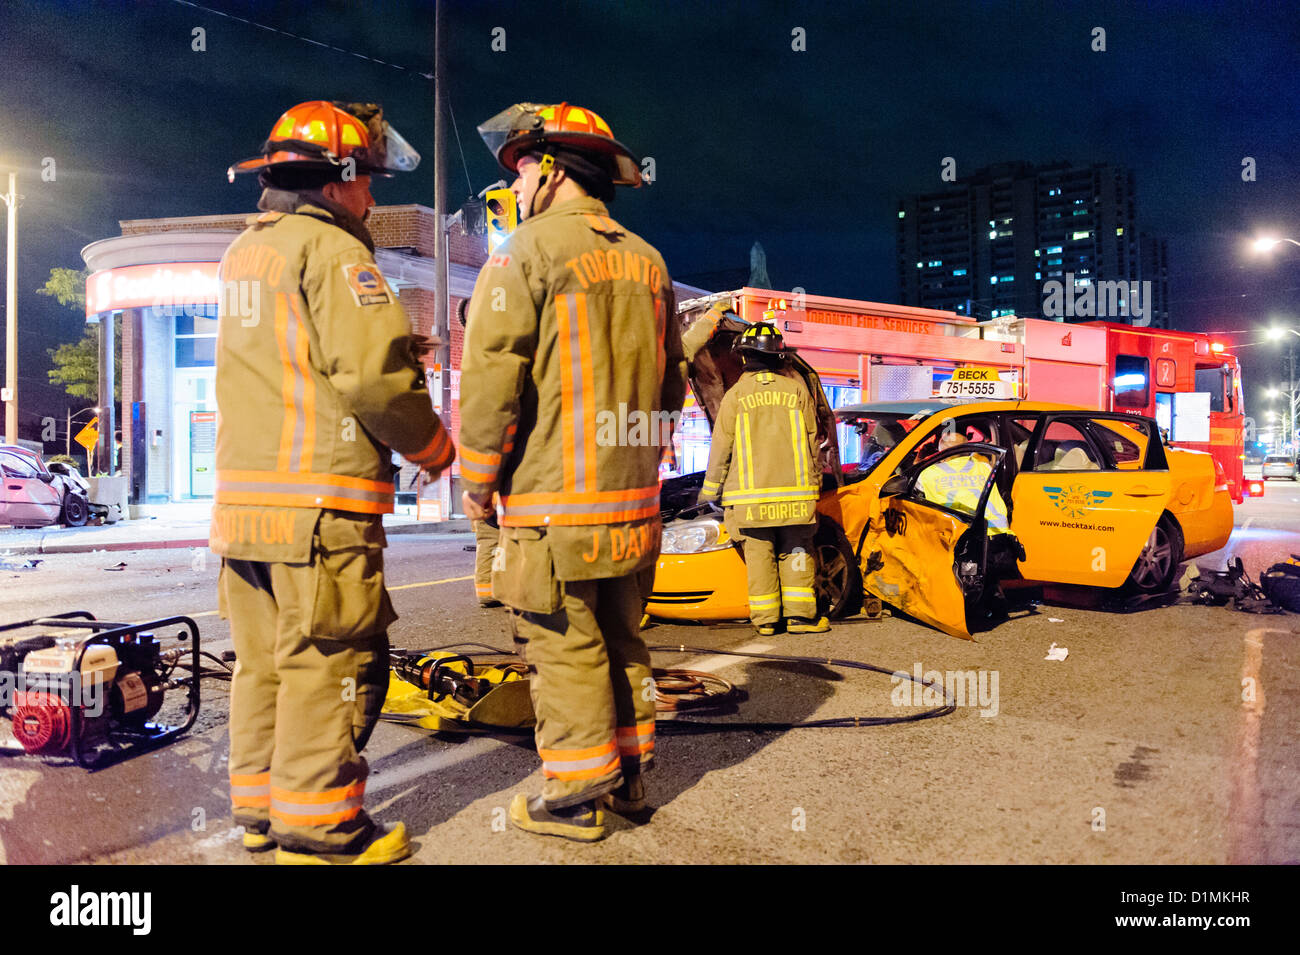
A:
<box><xmin>951</xmin><ymin>367</ymin><xmax>999</xmax><ymax>381</ymax></box>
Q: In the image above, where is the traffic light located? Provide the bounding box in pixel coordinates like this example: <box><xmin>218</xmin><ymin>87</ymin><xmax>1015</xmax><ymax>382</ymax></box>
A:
<box><xmin>485</xmin><ymin>187</ymin><xmax>517</xmax><ymax>250</ymax></box>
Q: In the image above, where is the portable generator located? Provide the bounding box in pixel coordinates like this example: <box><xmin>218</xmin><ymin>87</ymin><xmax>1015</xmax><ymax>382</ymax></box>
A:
<box><xmin>0</xmin><ymin>612</ymin><xmax>201</xmax><ymax>769</ymax></box>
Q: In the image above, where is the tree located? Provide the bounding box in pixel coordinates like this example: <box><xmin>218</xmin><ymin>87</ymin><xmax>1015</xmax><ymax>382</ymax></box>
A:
<box><xmin>39</xmin><ymin>267</ymin><xmax>121</xmax><ymax>401</ymax></box>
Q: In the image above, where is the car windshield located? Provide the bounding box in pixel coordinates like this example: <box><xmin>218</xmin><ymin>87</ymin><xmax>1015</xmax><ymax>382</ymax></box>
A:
<box><xmin>835</xmin><ymin>410</ymin><xmax>935</xmax><ymax>477</ymax></box>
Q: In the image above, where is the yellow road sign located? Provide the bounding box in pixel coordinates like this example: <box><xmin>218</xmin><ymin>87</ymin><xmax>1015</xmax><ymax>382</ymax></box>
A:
<box><xmin>74</xmin><ymin>417</ymin><xmax>99</xmax><ymax>452</ymax></box>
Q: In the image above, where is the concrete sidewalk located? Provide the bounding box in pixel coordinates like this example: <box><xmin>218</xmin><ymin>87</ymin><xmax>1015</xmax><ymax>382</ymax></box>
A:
<box><xmin>0</xmin><ymin>503</ymin><xmax>472</xmax><ymax>556</ymax></box>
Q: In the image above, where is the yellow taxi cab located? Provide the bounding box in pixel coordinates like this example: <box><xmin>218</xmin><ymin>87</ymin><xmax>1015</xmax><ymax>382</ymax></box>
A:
<box><xmin>649</xmin><ymin>314</ymin><xmax>1234</xmax><ymax>638</ymax></box>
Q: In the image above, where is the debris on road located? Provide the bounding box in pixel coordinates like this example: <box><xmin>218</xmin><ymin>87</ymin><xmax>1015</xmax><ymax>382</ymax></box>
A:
<box><xmin>1044</xmin><ymin>643</ymin><xmax>1069</xmax><ymax>662</ymax></box>
<box><xmin>0</xmin><ymin>558</ymin><xmax>42</xmax><ymax>571</ymax></box>
<box><xmin>103</xmin><ymin>562</ymin><xmax>127</xmax><ymax>571</ymax></box>
<box><xmin>1048</xmin><ymin>617</ymin><xmax>1064</xmax><ymax>623</ymax></box>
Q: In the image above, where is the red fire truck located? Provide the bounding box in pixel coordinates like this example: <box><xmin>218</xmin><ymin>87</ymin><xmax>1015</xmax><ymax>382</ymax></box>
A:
<box><xmin>674</xmin><ymin>289</ymin><xmax>1245</xmax><ymax>502</ymax></box>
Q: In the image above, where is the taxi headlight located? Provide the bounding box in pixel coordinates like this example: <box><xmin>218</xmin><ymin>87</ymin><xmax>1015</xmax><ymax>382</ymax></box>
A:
<box><xmin>661</xmin><ymin>517</ymin><xmax>729</xmax><ymax>554</ymax></box>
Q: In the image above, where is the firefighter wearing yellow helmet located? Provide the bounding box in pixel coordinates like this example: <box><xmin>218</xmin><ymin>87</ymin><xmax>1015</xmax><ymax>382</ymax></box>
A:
<box><xmin>459</xmin><ymin>102</ymin><xmax>687</xmax><ymax>841</ymax></box>
<box><xmin>698</xmin><ymin>320</ymin><xmax>829</xmax><ymax>636</ymax></box>
<box><xmin>215</xmin><ymin>101</ymin><xmax>453</xmax><ymax>864</ymax></box>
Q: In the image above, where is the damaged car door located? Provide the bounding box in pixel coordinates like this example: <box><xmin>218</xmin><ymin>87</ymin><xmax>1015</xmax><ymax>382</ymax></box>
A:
<box><xmin>861</xmin><ymin>442</ymin><xmax>1009</xmax><ymax>639</ymax></box>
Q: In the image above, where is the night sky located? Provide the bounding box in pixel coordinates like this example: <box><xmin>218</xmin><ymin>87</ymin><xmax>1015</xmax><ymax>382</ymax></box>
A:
<box><xmin>3</xmin><ymin>0</ymin><xmax>1300</xmax><ymax>436</ymax></box>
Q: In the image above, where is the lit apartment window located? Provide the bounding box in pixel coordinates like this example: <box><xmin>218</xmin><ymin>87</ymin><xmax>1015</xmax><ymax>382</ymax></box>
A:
<box><xmin>928</xmin><ymin>260</ymin><xmax>942</xmax><ymax>267</ymax></box>
<box><xmin>1072</xmin><ymin>230</ymin><xmax>1091</xmax><ymax>240</ymax></box>
<box><xmin>1047</xmin><ymin>246</ymin><xmax>1063</xmax><ymax>254</ymax></box>
<box><xmin>953</xmin><ymin>269</ymin><xmax>967</xmax><ymax>276</ymax></box>
<box><xmin>1116</xmin><ymin>227</ymin><xmax>1124</xmax><ymax>235</ymax></box>
<box><xmin>989</xmin><ymin>230</ymin><xmax>998</xmax><ymax>239</ymax></box>
<box><xmin>899</xmin><ymin>210</ymin><xmax>906</xmax><ymax>218</ymax></box>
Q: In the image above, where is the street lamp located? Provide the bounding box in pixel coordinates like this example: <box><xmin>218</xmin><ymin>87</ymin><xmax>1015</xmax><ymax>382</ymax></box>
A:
<box><xmin>1253</xmin><ymin>236</ymin><xmax>1300</xmax><ymax>254</ymax></box>
<box><xmin>0</xmin><ymin>167</ymin><xmax>19</xmax><ymax>444</ymax></box>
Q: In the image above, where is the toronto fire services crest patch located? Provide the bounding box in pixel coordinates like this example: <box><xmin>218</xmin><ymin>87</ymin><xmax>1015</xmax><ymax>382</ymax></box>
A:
<box><xmin>342</xmin><ymin>263</ymin><xmax>392</xmax><ymax>306</ymax></box>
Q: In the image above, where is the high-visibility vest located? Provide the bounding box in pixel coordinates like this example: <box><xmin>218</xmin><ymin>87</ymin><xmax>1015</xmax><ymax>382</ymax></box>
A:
<box><xmin>915</xmin><ymin>455</ymin><xmax>1010</xmax><ymax>533</ymax></box>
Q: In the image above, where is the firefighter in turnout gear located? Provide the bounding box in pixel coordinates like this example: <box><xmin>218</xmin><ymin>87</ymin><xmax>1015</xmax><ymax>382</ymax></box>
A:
<box><xmin>460</xmin><ymin>102</ymin><xmax>687</xmax><ymax>841</ymax></box>
<box><xmin>214</xmin><ymin>101</ymin><xmax>454</xmax><ymax>864</ymax></box>
<box><xmin>698</xmin><ymin>321</ymin><xmax>829</xmax><ymax>636</ymax></box>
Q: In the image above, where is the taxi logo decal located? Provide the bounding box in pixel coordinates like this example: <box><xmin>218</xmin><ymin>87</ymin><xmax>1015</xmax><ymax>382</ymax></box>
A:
<box><xmin>1044</xmin><ymin>484</ymin><xmax>1113</xmax><ymax>518</ymax></box>
<box><xmin>342</xmin><ymin>263</ymin><xmax>392</xmax><ymax>306</ymax></box>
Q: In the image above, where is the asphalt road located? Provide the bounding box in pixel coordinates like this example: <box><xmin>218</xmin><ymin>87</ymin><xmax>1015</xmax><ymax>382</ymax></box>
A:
<box><xmin>1</xmin><ymin>497</ymin><xmax>1297</xmax><ymax>865</ymax></box>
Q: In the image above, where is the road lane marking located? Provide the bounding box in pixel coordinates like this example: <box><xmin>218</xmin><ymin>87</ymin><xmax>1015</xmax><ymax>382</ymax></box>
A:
<box><xmin>1242</xmin><ymin>518</ymin><xmax>1253</xmax><ymax>530</ymax></box>
<box><xmin>1227</xmin><ymin>627</ymin><xmax>1280</xmax><ymax>864</ymax></box>
<box><xmin>678</xmin><ymin>642</ymin><xmax>776</xmax><ymax>673</ymax></box>
<box><xmin>368</xmin><ymin>736</ymin><xmax>503</xmax><ymax>797</ymax></box>
<box><xmin>390</xmin><ymin>574</ymin><xmax>474</xmax><ymax>592</ymax></box>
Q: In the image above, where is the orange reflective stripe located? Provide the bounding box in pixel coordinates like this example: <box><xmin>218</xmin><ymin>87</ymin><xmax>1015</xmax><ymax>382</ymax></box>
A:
<box><xmin>216</xmin><ymin>469</ymin><xmax>395</xmax><ymax>514</ymax></box>
<box><xmin>230</xmin><ymin>772</ymin><xmax>270</xmax><ymax>786</ymax></box>
<box><xmin>409</xmin><ymin>426</ymin><xmax>454</xmax><ymax>469</ymax></box>
<box><xmin>269</xmin><ymin>782</ymin><xmax>365</xmax><ymax>827</ymax></box>
<box><xmin>574</xmin><ymin>293</ymin><xmax>598</xmax><ymax>492</ymax></box>
<box><xmin>503</xmin><ymin>485</ymin><xmax>660</xmax><ymax>506</ymax></box>
<box><xmin>270</xmin><ymin>782</ymin><xmax>365</xmax><ymax>805</ymax></box>
<box><xmin>288</xmin><ymin>295</ymin><xmax>317</xmax><ymax>472</ymax></box>
<box><xmin>459</xmin><ymin>445</ymin><xmax>501</xmax><ymax>468</ymax></box>
<box><xmin>459</xmin><ymin>463</ymin><xmax>497</xmax><ymax>485</ymax></box>
<box><xmin>500</xmin><ymin>484</ymin><xmax>660</xmax><ymax>527</ymax></box>
<box><xmin>539</xmin><ymin>739</ymin><xmax>620</xmax><ymax>781</ymax></box>
<box><xmin>216</xmin><ymin>491</ymin><xmax>389</xmax><ymax>513</ymax></box>
<box><xmin>503</xmin><ymin>423</ymin><xmax>517</xmax><ymax>455</ymax></box>
<box><xmin>230</xmin><ymin>771</ymin><xmax>270</xmax><ymax>807</ymax></box>
<box><xmin>556</xmin><ymin>294</ymin><xmax>578</xmax><ymax>493</ymax></box>
<box><xmin>616</xmin><ymin>722</ymin><xmax>655</xmax><ymax>755</ymax></box>
<box><xmin>275</xmin><ymin>294</ymin><xmax>296</xmax><ymax>471</ymax></box>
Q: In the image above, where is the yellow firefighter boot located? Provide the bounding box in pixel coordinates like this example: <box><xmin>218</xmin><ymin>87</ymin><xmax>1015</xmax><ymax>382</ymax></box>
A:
<box><xmin>276</xmin><ymin>822</ymin><xmax>412</xmax><ymax>865</ymax></box>
<box><xmin>787</xmin><ymin>615</ymin><xmax>830</xmax><ymax>634</ymax></box>
<box><xmin>509</xmin><ymin>793</ymin><xmax>608</xmax><ymax>842</ymax></box>
<box><xmin>242</xmin><ymin>829</ymin><xmax>275</xmax><ymax>853</ymax></box>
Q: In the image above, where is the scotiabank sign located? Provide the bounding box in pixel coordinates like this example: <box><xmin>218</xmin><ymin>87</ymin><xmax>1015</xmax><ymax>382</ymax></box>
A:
<box><xmin>85</xmin><ymin>262</ymin><xmax>221</xmax><ymax>317</ymax></box>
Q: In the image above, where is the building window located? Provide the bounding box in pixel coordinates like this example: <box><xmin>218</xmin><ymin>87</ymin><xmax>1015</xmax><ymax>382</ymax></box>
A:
<box><xmin>1071</xmin><ymin>230</ymin><xmax>1091</xmax><ymax>240</ymax></box>
<box><xmin>898</xmin><ymin>210</ymin><xmax>906</xmax><ymax>218</ymax></box>
<box><xmin>952</xmin><ymin>269</ymin><xmax>967</xmax><ymax>276</ymax></box>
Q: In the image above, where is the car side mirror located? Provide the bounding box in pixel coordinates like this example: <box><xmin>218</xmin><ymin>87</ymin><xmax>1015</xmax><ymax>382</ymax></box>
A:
<box><xmin>880</xmin><ymin>474</ymin><xmax>909</xmax><ymax>497</ymax></box>
<box><xmin>38</xmin><ymin>473</ymin><xmax>55</xmax><ymax>484</ymax></box>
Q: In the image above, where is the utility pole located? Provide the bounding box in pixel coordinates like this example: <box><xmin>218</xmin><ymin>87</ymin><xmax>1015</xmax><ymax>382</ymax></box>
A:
<box><xmin>2</xmin><ymin>171</ymin><xmax>18</xmax><ymax>444</ymax></box>
<box><xmin>432</xmin><ymin>0</ymin><xmax>452</xmax><ymax>516</ymax></box>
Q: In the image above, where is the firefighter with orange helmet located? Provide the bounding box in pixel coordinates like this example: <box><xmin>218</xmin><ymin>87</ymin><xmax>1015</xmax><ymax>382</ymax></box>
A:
<box><xmin>215</xmin><ymin>101</ymin><xmax>453</xmax><ymax>864</ymax></box>
<box><xmin>459</xmin><ymin>103</ymin><xmax>687</xmax><ymax>841</ymax></box>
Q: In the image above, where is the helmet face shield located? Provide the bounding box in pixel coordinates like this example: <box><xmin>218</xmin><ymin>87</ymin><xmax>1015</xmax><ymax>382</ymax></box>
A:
<box><xmin>335</xmin><ymin>102</ymin><xmax>420</xmax><ymax>175</ymax></box>
<box><xmin>476</xmin><ymin>103</ymin><xmax>546</xmax><ymax>172</ymax></box>
<box><xmin>477</xmin><ymin>102</ymin><xmax>642</xmax><ymax>186</ymax></box>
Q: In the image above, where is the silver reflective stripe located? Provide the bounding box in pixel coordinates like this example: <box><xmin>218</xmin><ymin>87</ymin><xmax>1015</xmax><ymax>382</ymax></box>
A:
<box><xmin>722</xmin><ymin>488</ymin><xmax>817</xmax><ymax>504</ymax></box>
<box><xmin>270</xmin><ymin>795</ymin><xmax>362</xmax><ymax>817</ymax></box>
<box><xmin>230</xmin><ymin>784</ymin><xmax>269</xmax><ymax>797</ymax></box>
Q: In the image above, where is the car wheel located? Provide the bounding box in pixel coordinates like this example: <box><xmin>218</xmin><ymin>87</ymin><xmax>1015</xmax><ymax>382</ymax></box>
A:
<box><xmin>1123</xmin><ymin>514</ymin><xmax>1183</xmax><ymax>595</ymax></box>
<box><xmin>61</xmin><ymin>493</ymin><xmax>90</xmax><ymax>527</ymax></box>
<box><xmin>813</xmin><ymin>522</ymin><xmax>863</xmax><ymax>618</ymax></box>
